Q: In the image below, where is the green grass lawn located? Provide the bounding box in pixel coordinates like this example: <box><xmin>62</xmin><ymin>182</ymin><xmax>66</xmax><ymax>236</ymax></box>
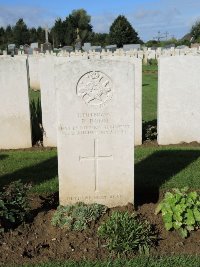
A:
<box><xmin>1</xmin><ymin>146</ymin><xmax>200</xmax><ymax>194</ymax></box>
<box><xmin>24</xmin><ymin>256</ymin><xmax>200</xmax><ymax>267</ymax></box>
<box><xmin>29</xmin><ymin>89</ymin><xmax>40</xmax><ymax>103</ymax></box>
<box><xmin>142</xmin><ymin>64</ymin><xmax>158</xmax><ymax>122</ymax></box>
<box><xmin>0</xmin><ymin>149</ymin><xmax>58</xmax><ymax>193</ymax></box>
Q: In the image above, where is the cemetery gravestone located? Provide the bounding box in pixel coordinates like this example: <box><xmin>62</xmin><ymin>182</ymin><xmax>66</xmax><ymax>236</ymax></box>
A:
<box><xmin>105</xmin><ymin>45</ymin><xmax>117</xmax><ymax>52</ymax></box>
<box><xmin>39</xmin><ymin>56</ymin><xmax>65</xmax><ymax>147</ymax></box>
<box><xmin>56</xmin><ymin>59</ymin><xmax>135</xmax><ymax>207</ymax></box>
<box><xmin>0</xmin><ymin>57</ymin><xmax>32</xmax><ymax>149</ymax></box>
<box><xmin>82</xmin><ymin>43</ymin><xmax>91</xmax><ymax>52</ymax></box>
<box><xmin>123</xmin><ymin>44</ymin><xmax>141</xmax><ymax>51</ymax></box>
<box><xmin>28</xmin><ymin>56</ymin><xmax>41</xmax><ymax>91</ymax></box>
<box><xmin>158</xmin><ymin>56</ymin><xmax>200</xmax><ymax>144</ymax></box>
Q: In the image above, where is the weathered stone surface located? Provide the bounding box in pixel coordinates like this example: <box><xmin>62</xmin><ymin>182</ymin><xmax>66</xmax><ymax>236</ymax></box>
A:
<box><xmin>56</xmin><ymin>59</ymin><xmax>135</xmax><ymax>207</ymax></box>
<box><xmin>158</xmin><ymin>56</ymin><xmax>200</xmax><ymax>145</ymax></box>
<box><xmin>0</xmin><ymin>57</ymin><xmax>32</xmax><ymax>149</ymax></box>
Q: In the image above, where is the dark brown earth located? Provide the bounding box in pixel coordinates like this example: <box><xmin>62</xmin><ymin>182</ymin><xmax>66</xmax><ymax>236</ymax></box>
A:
<box><xmin>0</xmin><ymin>192</ymin><xmax>200</xmax><ymax>266</ymax></box>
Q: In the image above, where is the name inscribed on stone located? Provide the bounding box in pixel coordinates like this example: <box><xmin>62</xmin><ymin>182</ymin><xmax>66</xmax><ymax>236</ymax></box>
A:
<box><xmin>59</xmin><ymin>112</ymin><xmax>131</xmax><ymax>136</ymax></box>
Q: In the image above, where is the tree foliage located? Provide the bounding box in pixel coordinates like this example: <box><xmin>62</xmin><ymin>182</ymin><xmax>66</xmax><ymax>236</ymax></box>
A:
<box><xmin>51</xmin><ymin>9</ymin><xmax>92</xmax><ymax>47</ymax></box>
<box><xmin>68</xmin><ymin>9</ymin><xmax>92</xmax><ymax>44</ymax></box>
<box><xmin>89</xmin><ymin>32</ymin><xmax>110</xmax><ymax>46</ymax></box>
<box><xmin>109</xmin><ymin>15</ymin><xmax>141</xmax><ymax>47</ymax></box>
<box><xmin>190</xmin><ymin>20</ymin><xmax>200</xmax><ymax>42</ymax></box>
<box><xmin>13</xmin><ymin>18</ymin><xmax>30</xmax><ymax>45</ymax></box>
<box><xmin>0</xmin><ymin>10</ymin><xmax>144</xmax><ymax>49</ymax></box>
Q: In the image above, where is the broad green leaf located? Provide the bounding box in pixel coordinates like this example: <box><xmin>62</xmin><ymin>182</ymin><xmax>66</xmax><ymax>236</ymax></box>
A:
<box><xmin>173</xmin><ymin>221</ymin><xmax>182</xmax><ymax>230</ymax></box>
<box><xmin>173</xmin><ymin>212</ymin><xmax>182</xmax><ymax>222</ymax></box>
<box><xmin>179</xmin><ymin>228</ymin><xmax>188</xmax><ymax>238</ymax></box>
<box><xmin>164</xmin><ymin>222</ymin><xmax>173</xmax><ymax>231</ymax></box>
<box><xmin>193</xmin><ymin>208</ymin><xmax>200</xmax><ymax>222</ymax></box>
<box><xmin>164</xmin><ymin>192</ymin><xmax>174</xmax><ymax>200</ymax></box>
<box><xmin>163</xmin><ymin>214</ymin><xmax>172</xmax><ymax>224</ymax></box>
<box><xmin>188</xmin><ymin>192</ymin><xmax>198</xmax><ymax>200</ymax></box>
<box><xmin>186</xmin><ymin>225</ymin><xmax>194</xmax><ymax>231</ymax></box>
<box><xmin>186</xmin><ymin>209</ymin><xmax>195</xmax><ymax>226</ymax></box>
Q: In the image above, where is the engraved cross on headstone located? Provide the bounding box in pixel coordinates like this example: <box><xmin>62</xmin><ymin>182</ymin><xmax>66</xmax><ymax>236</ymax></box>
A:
<box><xmin>79</xmin><ymin>139</ymin><xmax>113</xmax><ymax>192</ymax></box>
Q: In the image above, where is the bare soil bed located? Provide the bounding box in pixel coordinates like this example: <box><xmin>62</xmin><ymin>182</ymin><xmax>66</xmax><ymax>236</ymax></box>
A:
<box><xmin>0</xmin><ymin>192</ymin><xmax>200</xmax><ymax>266</ymax></box>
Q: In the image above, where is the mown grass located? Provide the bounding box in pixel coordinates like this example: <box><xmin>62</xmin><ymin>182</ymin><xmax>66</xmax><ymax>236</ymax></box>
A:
<box><xmin>0</xmin><ymin>149</ymin><xmax>58</xmax><ymax>193</ymax></box>
<box><xmin>29</xmin><ymin>89</ymin><xmax>40</xmax><ymax>103</ymax></box>
<box><xmin>22</xmin><ymin>256</ymin><xmax>200</xmax><ymax>267</ymax></box>
<box><xmin>142</xmin><ymin>64</ymin><xmax>158</xmax><ymax>122</ymax></box>
<box><xmin>1</xmin><ymin>146</ymin><xmax>200</xmax><ymax>195</ymax></box>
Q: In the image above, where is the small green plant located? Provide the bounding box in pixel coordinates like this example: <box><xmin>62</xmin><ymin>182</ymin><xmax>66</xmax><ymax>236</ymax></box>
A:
<box><xmin>98</xmin><ymin>211</ymin><xmax>157</xmax><ymax>255</ymax></box>
<box><xmin>0</xmin><ymin>180</ymin><xmax>30</xmax><ymax>231</ymax></box>
<box><xmin>142</xmin><ymin>120</ymin><xmax>157</xmax><ymax>142</ymax></box>
<box><xmin>155</xmin><ymin>187</ymin><xmax>200</xmax><ymax>238</ymax></box>
<box><xmin>51</xmin><ymin>202</ymin><xmax>107</xmax><ymax>231</ymax></box>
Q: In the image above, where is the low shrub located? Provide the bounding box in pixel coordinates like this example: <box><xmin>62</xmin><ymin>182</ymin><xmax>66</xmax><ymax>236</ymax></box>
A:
<box><xmin>51</xmin><ymin>202</ymin><xmax>107</xmax><ymax>231</ymax></box>
<box><xmin>155</xmin><ymin>187</ymin><xmax>200</xmax><ymax>238</ymax></box>
<box><xmin>98</xmin><ymin>211</ymin><xmax>157</xmax><ymax>255</ymax></box>
<box><xmin>0</xmin><ymin>180</ymin><xmax>30</xmax><ymax>232</ymax></box>
<box><xmin>142</xmin><ymin>120</ymin><xmax>157</xmax><ymax>142</ymax></box>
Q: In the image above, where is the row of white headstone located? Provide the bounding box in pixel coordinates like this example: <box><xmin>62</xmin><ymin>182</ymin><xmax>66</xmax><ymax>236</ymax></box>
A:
<box><xmin>1</xmin><ymin>54</ymin><xmax>200</xmax><ymax>149</ymax></box>
<box><xmin>26</xmin><ymin>47</ymin><xmax>200</xmax><ymax>91</ymax></box>
<box><xmin>1</xmin><ymin>55</ymin><xmax>200</xmax><ymax>206</ymax></box>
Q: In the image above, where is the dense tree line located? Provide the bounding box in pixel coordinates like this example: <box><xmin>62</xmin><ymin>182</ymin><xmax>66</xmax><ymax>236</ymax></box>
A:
<box><xmin>0</xmin><ymin>9</ymin><xmax>142</xmax><ymax>50</ymax></box>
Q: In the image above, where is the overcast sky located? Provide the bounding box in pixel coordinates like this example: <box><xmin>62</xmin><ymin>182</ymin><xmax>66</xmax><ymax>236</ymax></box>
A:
<box><xmin>0</xmin><ymin>0</ymin><xmax>200</xmax><ymax>41</ymax></box>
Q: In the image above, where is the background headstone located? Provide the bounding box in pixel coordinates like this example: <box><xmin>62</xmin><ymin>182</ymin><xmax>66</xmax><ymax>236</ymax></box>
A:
<box><xmin>0</xmin><ymin>57</ymin><xmax>32</xmax><ymax>149</ymax></box>
<box><xmin>158</xmin><ymin>56</ymin><xmax>200</xmax><ymax>144</ymax></box>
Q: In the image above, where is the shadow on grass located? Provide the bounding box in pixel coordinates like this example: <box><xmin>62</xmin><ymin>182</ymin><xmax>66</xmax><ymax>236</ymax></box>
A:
<box><xmin>142</xmin><ymin>83</ymin><xmax>150</xmax><ymax>87</ymax></box>
<box><xmin>135</xmin><ymin>150</ymin><xmax>200</xmax><ymax>206</ymax></box>
<box><xmin>0</xmin><ymin>155</ymin><xmax>9</xmax><ymax>161</ymax></box>
<box><xmin>0</xmin><ymin>156</ymin><xmax>58</xmax><ymax>189</ymax></box>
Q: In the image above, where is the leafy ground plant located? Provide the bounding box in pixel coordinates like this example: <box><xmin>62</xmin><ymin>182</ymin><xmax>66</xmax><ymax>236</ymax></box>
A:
<box><xmin>0</xmin><ymin>180</ymin><xmax>30</xmax><ymax>231</ymax></box>
<box><xmin>51</xmin><ymin>202</ymin><xmax>107</xmax><ymax>231</ymax></box>
<box><xmin>98</xmin><ymin>211</ymin><xmax>157</xmax><ymax>255</ymax></box>
<box><xmin>142</xmin><ymin>120</ymin><xmax>157</xmax><ymax>142</ymax></box>
<box><xmin>155</xmin><ymin>187</ymin><xmax>200</xmax><ymax>238</ymax></box>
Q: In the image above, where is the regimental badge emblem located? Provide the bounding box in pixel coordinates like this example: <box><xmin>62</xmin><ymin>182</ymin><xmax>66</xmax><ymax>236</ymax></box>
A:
<box><xmin>77</xmin><ymin>71</ymin><xmax>113</xmax><ymax>106</ymax></box>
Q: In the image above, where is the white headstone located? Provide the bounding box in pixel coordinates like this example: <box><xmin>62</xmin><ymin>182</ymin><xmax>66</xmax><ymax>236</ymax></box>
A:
<box><xmin>0</xmin><ymin>57</ymin><xmax>32</xmax><ymax>149</ymax></box>
<box><xmin>158</xmin><ymin>56</ymin><xmax>200</xmax><ymax>144</ymax></box>
<box><xmin>28</xmin><ymin>56</ymin><xmax>41</xmax><ymax>91</ymax></box>
<box><xmin>56</xmin><ymin>59</ymin><xmax>135</xmax><ymax>207</ymax></box>
<box><xmin>39</xmin><ymin>56</ymin><xmax>57</xmax><ymax>146</ymax></box>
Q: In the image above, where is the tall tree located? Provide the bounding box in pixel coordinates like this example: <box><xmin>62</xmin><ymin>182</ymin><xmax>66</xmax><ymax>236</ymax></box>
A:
<box><xmin>29</xmin><ymin>27</ymin><xmax>38</xmax><ymax>43</ymax></box>
<box><xmin>5</xmin><ymin>25</ymin><xmax>14</xmax><ymax>44</ymax></box>
<box><xmin>109</xmin><ymin>15</ymin><xmax>141</xmax><ymax>47</ymax></box>
<box><xmin>51</xmin><ymin>18</ymin><xmax>65</xmax><ymax>47</ymax></box>
<box><xmin>89</xmin><ymin>33</ymin><xmax>109</xmax><ymax>46</ymax></box>
<box><xmin>0</xmin><ymin>27</ymin><xmax>6</xmax><ymax>48</ymax></box>
<box><xmin>67</xmin><ymin>9</ymin><xmax>93</xmax><ymax>45</ymax></box>
<box><xmin>13</xmin><ymin>18</ymin><xmax>30</xmax><ymax>45</ymax></box>
<box><xmin>36</xmin><ymin>27</ymin><xmax>45</xmax><ymax>44</ymax></box>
